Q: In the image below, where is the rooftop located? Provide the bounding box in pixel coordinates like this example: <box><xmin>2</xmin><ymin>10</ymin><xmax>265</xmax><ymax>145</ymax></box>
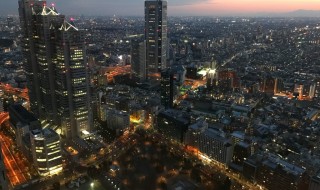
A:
<box><xmin>9</xmin><ymin>104</ymin><xmax>38</xmax><ymax>124</ymax></box>
<box><xmin>266</xmin><ymin>154</ymin><xmax>305</xmax><ymax>176</ymax></box>
<box><xmin>161</xmin><ymin>109</ymin><xmax>189</xmax><ymax>124</ymax></box>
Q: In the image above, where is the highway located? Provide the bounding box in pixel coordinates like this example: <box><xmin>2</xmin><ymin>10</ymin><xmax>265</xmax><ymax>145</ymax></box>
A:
<box><xmin>105</xmin><ymin>65</ymin><xmax>131</xmax><ymax>83</ymax></box>
<box><xmin>0</xmin><ymin>112</ymin><xmax>9</xmax><ymax>125</ymax></box>
<box><xmin>0</xmin><ymin>133</ymin><xmax>28</xmax><ymax>186</ymax></box>
<box><xmin>0</xmin><ymin>82</ymin><xmax>29</xmax><ymax>101</ymax></box>
<box><xmin>0</xmin><ymin>113</ymin><xmax>31</xmax><ymax>187</ymax></box>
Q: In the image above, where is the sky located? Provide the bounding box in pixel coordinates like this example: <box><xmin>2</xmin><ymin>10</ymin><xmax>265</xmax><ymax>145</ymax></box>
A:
<box><xmin>1</xmin><ymin>0</ymin><xmax>320</xmax><ymax>16</ymax></box>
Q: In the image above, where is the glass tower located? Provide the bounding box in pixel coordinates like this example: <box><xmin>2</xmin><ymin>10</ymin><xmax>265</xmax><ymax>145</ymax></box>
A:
<box><xmin>145</xmin><ymin>0</ymin><xmax>168</xmax><ymax>78</ymax></box>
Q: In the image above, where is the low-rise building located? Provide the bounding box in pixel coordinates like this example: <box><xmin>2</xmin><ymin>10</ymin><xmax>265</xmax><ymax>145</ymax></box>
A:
<box><xmin>157</xmin><ymin>109</ymin><xmax>190</xmax><ymax>143</ymax></box>
<box><xmin>30</xmin><ymin>128</ymin><xmax>62</xmax><ymax>176</ymax></box>
<box><xmin>106</xmin><ymin>109</ymin><xmax>130</xmax><ymax>133</ymax></box>
<box><xmin>243</xmin><ymin>153</ymin><xmax>309</xmax><ymax>190</ymax></box>
<box><xmin>8</xmin><ymin>104</ymin><xmax>41</xmax><ymax>149</ymax></box>
<box><xmin>185</xmin><ymin>119</ymin><xmax>233</xmax><ymax>165</ymax></box>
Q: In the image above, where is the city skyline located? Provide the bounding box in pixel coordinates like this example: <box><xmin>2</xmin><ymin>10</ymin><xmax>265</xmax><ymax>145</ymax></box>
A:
<box><xmin>0</xmin><ymin>0</ymin><xmax>320</xmax><ymax>16</ymax></box>
<box><xmin>1</xmin><ymin>0</ymin><xmax>320</xmax><ymax>189</ymax></box>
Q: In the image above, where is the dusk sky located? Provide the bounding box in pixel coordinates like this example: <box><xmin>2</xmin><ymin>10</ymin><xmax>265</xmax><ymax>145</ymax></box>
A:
<box><xmin>1</xmin><ymin>0</ymin><xmax>319</xmax><ymax>16</ymax></box>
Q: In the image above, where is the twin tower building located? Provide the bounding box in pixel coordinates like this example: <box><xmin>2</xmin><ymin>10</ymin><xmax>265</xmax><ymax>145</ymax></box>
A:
<box><xmin>19</xmin><ymin>0</ymin><xmax>168</xmax><ymax>140</ymax></box>
<box><xmin>19</xmin><ymin>0</ymin><xmax>92</xmax><ymax>139</ymax></box>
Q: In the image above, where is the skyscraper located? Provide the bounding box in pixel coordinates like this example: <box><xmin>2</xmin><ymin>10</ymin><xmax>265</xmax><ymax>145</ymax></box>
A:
<box><xmin>131</xmin><ymin>37</ymin><xmax>147</xmax><ymax>82</ymax></box>
<box><xmin>160</xmin><ymin>69</ymin><xmax>174</xmax><ymax>109</ymax></box>
<box><xmin>55</xmin><ymin>20</ymin><xmax>92</xmax><ymax>138</ymax></box>
<box><xmin>145</xmin><ymin>0</ymin><xmax>168</xmax><ymax>78</ymax></box>
<box><xmin>19</xmin><ymin>0</ymin><xmax>45</xmax><ymax>117</ymax></box>
<box><xmin>19</xmin><ymin>0</ymin><xmax>92</xmax><ymax>139</ymax></box>
<box><xmin>6</xmin><ymin>16</ymin><xmax>14</xmax><ymax>28</ymax></box>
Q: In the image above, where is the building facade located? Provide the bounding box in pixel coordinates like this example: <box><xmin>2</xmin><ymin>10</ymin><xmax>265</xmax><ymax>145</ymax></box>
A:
<box><xmin>30</xmin><ymin>128</ymin><xmax>62</xmax><ymax>176</ymax></box>
<box><xmin>131</xmin><ymin>38</ymin><xmax>147</xmax><ymax>82</ymax></box>
<box><xmin>8</xmin><ymin>104</ymin><xmax>41</xmax><ymax>149</ymax></box>
<box><xmin>55</xmin><ymin>20</ymin><xmax>92</xmax><ymax>139</ymax></box>
<box><xmin>105</xmin><ymin>109</ymin><xmax>130</xmax><ymax>133</ymax></box>
<box><xmin>243</xmin><ymin>154</ymin><xmax>309</xmax><ymax>190</ymax></box>
<box><xmin>145</xmin><ymin>0</ymin><xmax>168</xmax><ymax>77</ymax></box>
<box><xmin>160</xmin><ymin>69</ymin><xmax>174</xmax><ymax>109</ymax></box>
<box><xmin>19</xmin><ymin>0</ymin><xmax>92</xmax><ymax>139</ymax></box>
<box><xmin>185</xmin><ymin>122</ymin><xmax>233</xmax><ymax>165</ymax></box>
<box><xmin>157</xmin><ymin>109</ymin><xmax>190</xmax><ymax>143</ymax></box>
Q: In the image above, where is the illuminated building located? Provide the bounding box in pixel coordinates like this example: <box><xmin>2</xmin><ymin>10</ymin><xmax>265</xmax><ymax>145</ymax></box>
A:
<box><xmin>184</xmin><ymin>118</ymin><xmax>208</xmax><ymax>148</ymax></box>
<box><xmin>185</xmin><ymin>121</ymin><xmax>233</xmax><ymax>165</ymax></box>
<box><xmin>309</xmin><ymin>83</ymin><xmax>316</xmax><ymax>99</ymax></box>
<box><xmin>274</xmin><ymin>78</ymin><xmax>284</xmax><ymax>94</ymax></box>
<box><xmin>55</xmin><ymin>19</ymin><xmax>92</xmax><ymax>139</ymax></box>
<box><xmin>160</xmin><ymin>69</ymin><xmax>174</xmax><ymax>109</ymax></box>
<box><xmin>145</xmin><ymin>0</ymin><xmax>168</xmax><ymax>77</ymax></box>
<box><xmin>293</xmin><ymin>82</ymin><xmax>316</xmax><ymax>100</ymax></box>
<box><xmin>30</xmin><ymin>128</ymin><xmax>62</xmax><ymax>176</ymax></box>
<box><xmin>18</xmin><ymin>0</ymin><xmax>64</xmax><ymax>121</ymax></box>
<box><xmin>19</xmin><ymin>0</ymin><xmax>92</xmax><ymax>139</ymax></box>
<box><xmin>217</xmin><ymin>69</ymin><xmax>239</xmax><ymax>90</ymax></box>
<box><xmin>131</xmin><ymin>38</ymin><xmax>147</xmax><ymax>82</ymax></box>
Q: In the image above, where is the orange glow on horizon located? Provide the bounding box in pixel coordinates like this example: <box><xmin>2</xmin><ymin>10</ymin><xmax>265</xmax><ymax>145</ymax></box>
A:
<box><xmin>170</xmin><ymin>0</ymin><xmax>320</xmax><ymax>15</ymax></box>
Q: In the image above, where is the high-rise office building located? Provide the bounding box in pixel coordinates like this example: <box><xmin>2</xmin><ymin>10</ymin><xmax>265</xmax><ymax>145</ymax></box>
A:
<box><xmin>131</xmin><ymin>38</ymin><xmax>147</xmax><ymax>82</ymax></box>
<box><xmin>19</xmin><ymin>0</ymin><xmax>45</xmax><ymax>117</ymax></box>
<box><xmin>6</xmin><ymin>16</ymin><xmax>14</xmax><ymax>28</ymax></box>
<box><xmin>19</xmin><ymin>0</ymin><xmax>92</xmax><ymax>139</ymax></box>
<box><xmin>55</xmin><ymin>20</ymin><xmax>92</xmax><ymax>138</ymax></box>
<box><xmin>145</xmin><ymin>0</ymin><xmax>168</xmax><ymax>77</ymax></box>
<box><xmin>160</xmin><ymin>69</ymin><xmax>174</xmax><ymax>109</ymax></box>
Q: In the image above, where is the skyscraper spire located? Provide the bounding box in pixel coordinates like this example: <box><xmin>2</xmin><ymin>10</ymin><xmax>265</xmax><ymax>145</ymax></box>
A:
<box><xmin>19</xmin><ymin>0</ymin><xmax>92</xmax><ymax>140</ymax></box>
